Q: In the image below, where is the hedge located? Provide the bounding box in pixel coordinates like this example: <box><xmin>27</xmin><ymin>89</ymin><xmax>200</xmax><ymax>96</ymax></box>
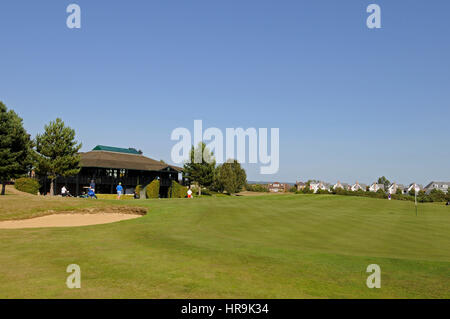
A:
<box><xmin>146</xmin><ymin>180</ymin><xmax>160</xmax><ymax>198</ymax></box>
<box><xmin>245</xmin><ymin>184</ymin><xmax>269</xmax><ymax>192</ymax></box>
<box><xmin>296</xmin><ymin>187</ymin><xmax>450</xmax><ymax>203</ymax></box>
<box><xmin>168</xmin><ymin>180</ymin><xmax>187</xmax><ymax>198</ymax></box>
<box><xmin>14</xmin><ymin>177</ymin><xmax>40</xmax><ymax>195</ymax></box>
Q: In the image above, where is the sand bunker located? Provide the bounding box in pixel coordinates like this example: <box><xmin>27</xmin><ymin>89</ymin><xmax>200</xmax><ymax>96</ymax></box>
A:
<box><xmin>0</xmin><ymin>207</ymin><xmax>147</xmax><ymax>229</ymax></box>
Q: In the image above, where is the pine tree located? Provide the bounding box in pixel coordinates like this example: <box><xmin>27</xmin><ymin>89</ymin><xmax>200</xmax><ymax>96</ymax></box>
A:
<box><xmin>183</xmin><ymin>142</ymin><xmax>215</xmax><ymax>196</ymax></box>
<box><xmin>34</xmin><ymin>118</ymin><xmax>82</xmax><ymax>195</ymax></box>
<box><xmin>0</xmin><ymin>102</ymin><xmax>33</xmax><ymax>195</ymax></box>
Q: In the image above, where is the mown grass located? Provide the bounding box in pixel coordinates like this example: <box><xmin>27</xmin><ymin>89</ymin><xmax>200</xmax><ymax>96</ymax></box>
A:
<box><xmin>0</xmin><ymin>192</ymin><xmax>449</xmax><ymax>298</ymax></box>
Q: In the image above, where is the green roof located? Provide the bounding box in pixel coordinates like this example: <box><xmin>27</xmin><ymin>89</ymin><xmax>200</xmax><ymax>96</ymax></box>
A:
<box><xmin>92</xmin><ymin>145</ymin><xmax>141</xmax><ymax>155</ymax></box>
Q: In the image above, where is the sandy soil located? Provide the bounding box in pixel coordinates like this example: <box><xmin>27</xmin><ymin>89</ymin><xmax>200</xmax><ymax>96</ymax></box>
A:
<box><xmin>0</xmin><ymin>206</ymin><xmax>147</xmax><ymax>229</ymax></box>
<box><xmin>0</xmin><ymin>213</ymin><xmax>142</xmax><ymax>229</ymax></box>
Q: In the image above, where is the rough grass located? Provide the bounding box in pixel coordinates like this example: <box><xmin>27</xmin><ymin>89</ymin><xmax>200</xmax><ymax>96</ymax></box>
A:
<box><xmin>0</xmin><ymin>191</ymin><xmax>449</xmax><ymax>298</ymax></box>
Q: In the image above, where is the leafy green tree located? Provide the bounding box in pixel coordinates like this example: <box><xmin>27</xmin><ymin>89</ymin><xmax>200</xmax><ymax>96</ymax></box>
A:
<box><xmin>183</xmin><ymin>142</ymin><xmax>215</xmax><ymax>195</ymax></box>
<box><xmin>377</xmin><ymin>176</ymin><xmax>391</xmax><ymax>191</ymax></box>
<box><xmin>0</xmin><ymin>102</ymin><xmax>33</xmax><ymax>195</ymax></box>
<box><xmin>216</xmin><ymin>160</ymin><xmax>247</xmax><ymax>195</ymax></box>
<box><xmin>210</xmin><ymin>167</ymin><xmax>225</xmax><ymax>193</ymax></box>
<box><xmin>34</xmin><ymin>118</ymin><xmax>82</xmax><ymax>195</ymax></box>
<box><xmin>429</xmin><ymin>189</ymin><xmax>446</xmax><ymax>202</ymax></box>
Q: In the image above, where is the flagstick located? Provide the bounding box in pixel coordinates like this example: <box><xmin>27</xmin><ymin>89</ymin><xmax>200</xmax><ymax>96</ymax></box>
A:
<box><xmin>415</xmin><ymin>190</ymin><xmax>418</xmax><ymax>216</ymax></box>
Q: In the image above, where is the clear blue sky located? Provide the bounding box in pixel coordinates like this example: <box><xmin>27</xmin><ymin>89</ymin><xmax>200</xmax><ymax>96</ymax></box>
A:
<box><xmin>1</xmin><ymin>0</ymin><xmax>449</xmax><ymax>185</ymax></box>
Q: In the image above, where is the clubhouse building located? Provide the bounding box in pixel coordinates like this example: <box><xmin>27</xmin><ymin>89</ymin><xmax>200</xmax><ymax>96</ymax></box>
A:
<box><xmin>39</xmin><ymin>145</ymin><xmax>183</xmax><ymax>198</ymax></box>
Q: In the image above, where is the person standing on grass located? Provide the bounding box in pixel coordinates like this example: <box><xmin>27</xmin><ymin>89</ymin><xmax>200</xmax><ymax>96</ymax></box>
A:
<box><xmin>90</xmin><ymin>179</ymin><xmax>96</xmax><ymax>192</ymax></box>
<box><xmin>88</xmin><ymin>187</ymin><xmax>97</xmax><ymax>199</ymax></box>
<box><xmin>61</xmin><ymin>186</ymin><xmax>68</xmax><ymax>197</ymax></box>
<box><xmin>116</xmin><ymin>182</ymin><xmax>123</xmax><ymax>200</ymax></box>
<box><xmin>187</xmin><ymin>188</ymin><xmax>192</xmax><ymax>199</ymax></box>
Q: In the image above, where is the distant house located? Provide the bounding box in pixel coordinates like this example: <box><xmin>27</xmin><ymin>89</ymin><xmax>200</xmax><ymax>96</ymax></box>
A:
<box><xmin>268</xmin><ymin>182</ymin><xmax>288</xmax><ymax>193</ymax></box>
<box><xmin>333</xmin><ymin>181</ymin><xmax>345</xmax><ymax>190</ymax></box>
<box><xmin>351</xmin><ymin>182</ymin><xmax>366</xmax><ymax>192</ymax></box>
<box><xmin>295</xmin><ymin>181</ymin><xmax>306</xmax><ymax>191</ymax></box>
<box><xmin>424</xmin><ymin>181</ymin><xmax>450</xmax><ymax>194</ymax></box>
<box><xmin>310</xmin><ymin>182</ymin><xmax>329</xmax><ymax>193</ymax></box>
<box><xmin>387</xmin><ymin>183</ymin><xmax>405</xmax><ymax>195</ymax></box>
<box><xmin>406</xmin><ymin>183</ymin><xmax>422</xmax><ymax>194</ymax></box>
<box><xmin>332</xmin><ymin>181</ymin><xmax>351</xmax><ymax>191</ymax></box>
<box><xmin>369</xmin><ymin>183</ymin><xmax>384</xmax><ymax>192</ymax></box>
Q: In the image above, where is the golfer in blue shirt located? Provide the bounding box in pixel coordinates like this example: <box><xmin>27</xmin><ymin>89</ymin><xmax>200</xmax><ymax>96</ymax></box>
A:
<box><xmin>117</xmin><ymin>183</ymin><xmax>123</xmax><ymax>199</ymax></box>
<box><xmin>88</xmin><ymin>187</ymin><xmax>97</xmax><ymax>199</ymax></box>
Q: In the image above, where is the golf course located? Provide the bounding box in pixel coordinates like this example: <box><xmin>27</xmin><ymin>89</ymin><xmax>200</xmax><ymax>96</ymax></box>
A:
<box><xmin>0</xmin><ymin>188</ymin><xmax>449</xmax><ymax>299</ymax></box>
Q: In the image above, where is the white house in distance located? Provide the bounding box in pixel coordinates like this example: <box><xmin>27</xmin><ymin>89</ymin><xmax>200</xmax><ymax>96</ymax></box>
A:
<box><xmin>369</xmin><ymin>182</ymin><xmax>384</xmax><ymax>192</ymax></box>
<box><xmin>406</xmin><ymin>183</ymin><xmax>422</xmax><ymax>194</ymax></box>
<box><xmin>310</xmin><ymin>182</ymin><xmax>329</xmax><ymax>193</ymax></box>
<box><xmin>351</xmin><ymin>181</ymin><xmax>366</xmax><ymax>192</ymax></box>
<box><xmin>424</xmin><ymin>181</ymin><xmax>450</xmax><ymax>194</ymax></box>
<box><xmin>387</xmin><ymin>183</ymin><xmax>405</xmax><ymax>195</ymax></box>
<box><xmin>333</xmin><ymin>181</ymin><xmax>343</xmax><ymax>190</ymax></box>
<box><xmin>333</xmin><ymin>181</ymin><xmax>349</xmax><ymax>191</ymax></box>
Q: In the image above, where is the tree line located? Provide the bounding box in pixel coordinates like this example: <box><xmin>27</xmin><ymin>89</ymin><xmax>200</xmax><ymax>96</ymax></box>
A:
<box><xmin>183</xmin><ymin>142</ymin><xmax>247</xmax><ymax>196</ymax></box>
<box><xmin>0</xmin><ymin>102</ymin><xmax>81</xmax><ymax>195</ymax></box>
<box><xmin>1</xmin><ymin>102</ymin><xmax>247</xmax><ymax>197</ymax></box>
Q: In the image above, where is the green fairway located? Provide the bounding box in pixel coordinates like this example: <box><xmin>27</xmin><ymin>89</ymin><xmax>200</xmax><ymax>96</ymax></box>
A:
<box><xmin>0</xmin><ymin>193</ymin><xmax>449</xmax><ymax>298</ymax></box>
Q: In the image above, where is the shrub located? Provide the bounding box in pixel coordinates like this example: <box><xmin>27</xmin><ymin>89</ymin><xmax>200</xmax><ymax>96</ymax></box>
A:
<box><xmin>169</xmin><ymin>181</ymin><xmax>188</xmax><ymax>198</ymax></box>
<box><xmin>429</xmin><ymin>189</ymin><xmax>447</xmax><ymax>202</ymax></box>
<box><xmin>14</xmin><ymin>177</ymin><xmax>40</xmax><ymax>195</ymax></box>
<box><xmin>417</xmin><ymin>194</ymin><xmax>432</xmax><ymax>203</ymax></box>
<box><xmin>200</xmin><ymin>188</ymin><xmax>213</xmax><ymax>196</ymax></box>
<box><xmin>299</xmin><ymin>187</ymin><xmax>313</xmax><ymax>194</ymax></box>
<box><xmin>288</xmin><ymin>186</ymin><xmax>297</xmax><ymax>193</ymax></box>
<box><xmin>145</xmin><ymin>179</ymin><xmax>160</xmax><ymax>198</ymax></box>
<box><xmin>135</xmin><ymin>185</ymin><xmax>142</xmax><ymax>195</ymax></box>
<box><xmin>391</xmin><ymin>194</ymin><xmax>413</xmax><ymax>201</ymax></box>
<box><xmin>245</xmin><ymin>184</ymin><xmax>269</xmax><ymax>192</ymax></box>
